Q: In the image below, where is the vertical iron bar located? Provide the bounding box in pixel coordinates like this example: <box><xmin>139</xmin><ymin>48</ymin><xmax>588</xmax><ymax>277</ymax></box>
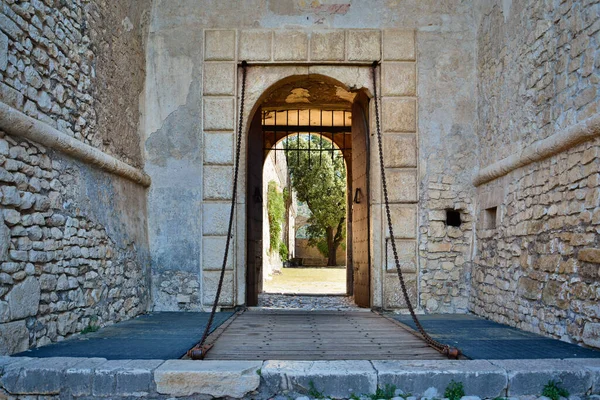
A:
<box><xmin>331</xmin><ymin>110</ymin><xmax>334</xmax><ymax>161</ymax></box>
<box><xmin>319</xmin><ymin>109</ymin><xmax>322</xmax><ymax>166</ymax></box>
<box><xmin>274</xmin><ymin>110</ymin><xmax>277</xmax><ymax>164</ymax></box>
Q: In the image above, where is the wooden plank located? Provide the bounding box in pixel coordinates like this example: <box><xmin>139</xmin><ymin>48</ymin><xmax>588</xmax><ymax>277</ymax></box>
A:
<box><xmin>204</xmin><ymin>310</ymin><xmax>444</xmax><ymax>360</ymax></box>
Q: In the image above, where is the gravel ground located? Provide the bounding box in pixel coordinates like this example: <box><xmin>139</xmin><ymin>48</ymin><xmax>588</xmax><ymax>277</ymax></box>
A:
<box><xmin>257</xmin><ymin>293</ymin><xmax>360</xmax><ymax>310</ymax></box>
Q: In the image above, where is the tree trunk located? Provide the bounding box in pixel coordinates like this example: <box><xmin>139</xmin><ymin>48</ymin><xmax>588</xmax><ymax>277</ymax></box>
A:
<box><xmin>326</xmin><ymin>227</ymin><xmax>337</xmax><ymax>266</ymax></box>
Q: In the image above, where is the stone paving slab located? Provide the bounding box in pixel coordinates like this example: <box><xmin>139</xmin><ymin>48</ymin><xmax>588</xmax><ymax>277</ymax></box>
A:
<box><xmin>261</xmin><ymin>360</ymin><xmax>377</xmax><ymax>398</ymax></box>
<box><xmin>373</xmin><ymin>360</ymin><xmax>507</xmax><ymax>398</ymax></box>
<box><xmin>0</xmin><ymin>356</ymin><xmax>599</xmax><ymax>398</ymax></box>
<box><xmin>154</xmin><ymin>359</ymin><xmax>262</xmax><ymax>398</ymax></box>
<box><xmin>490</xmin><ymin>359</ymin><xmax>594</xmax><ymax>396</ymax></box>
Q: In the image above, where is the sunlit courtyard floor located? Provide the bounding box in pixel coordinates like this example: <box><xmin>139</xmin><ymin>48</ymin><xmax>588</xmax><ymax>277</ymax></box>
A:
<box><xmin>262</xmin><ymin>267</ymin><xmax>347</xmax><ymax>294</ymax></box>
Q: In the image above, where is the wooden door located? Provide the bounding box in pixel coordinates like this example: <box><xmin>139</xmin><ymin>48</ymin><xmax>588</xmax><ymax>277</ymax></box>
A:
<box><xmin>246</xmin><ymin>108</ymin><xmax>263</xmax><ymax>306</ymax></box>
<box><xmin>351</xmin><ymin>97</ymin><xmax>371</xmax><ymax>308</ymax></box>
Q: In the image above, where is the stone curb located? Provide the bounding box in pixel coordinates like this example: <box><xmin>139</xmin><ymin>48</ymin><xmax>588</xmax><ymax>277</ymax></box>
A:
<box><xmin>0</xmin><ymin>357</ymin><xmax>598</xmax><ymax>398</ymax></box>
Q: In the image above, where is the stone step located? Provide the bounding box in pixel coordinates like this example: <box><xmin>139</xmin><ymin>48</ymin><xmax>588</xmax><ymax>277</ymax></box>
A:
<box><xmin>0</xmin><ymin>356</ymin><xmax>599</xmax><ymax>399</ymax></box>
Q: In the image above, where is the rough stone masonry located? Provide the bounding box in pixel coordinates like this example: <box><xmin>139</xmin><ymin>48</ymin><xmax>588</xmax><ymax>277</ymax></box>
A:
<box><xmin>0</xmin><ymin>0</ymin><xmax>598</xmax><ymax>356</ymax></box>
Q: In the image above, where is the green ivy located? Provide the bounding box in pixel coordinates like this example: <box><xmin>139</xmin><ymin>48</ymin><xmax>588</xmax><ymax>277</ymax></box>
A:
<box><xmin>267</xmin><ymin>181</ymin><xmax>285</xmax><ymax>255</ymax></box>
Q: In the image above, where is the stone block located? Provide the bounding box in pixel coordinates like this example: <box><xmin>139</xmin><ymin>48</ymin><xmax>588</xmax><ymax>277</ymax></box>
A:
<box><xmin>205</xmin><ymin>30</ymin><xmax>236</xmax><ymax>61</ymax></box>
<box><xmin>384</xmin><ymin>133</ymin><xmax>417</xmax><ymax>168</ymax></box>
<box><xmin>0</xmin><ymin>82</ymin><xmax>24</xmax><ymax>109</ymax></box>
<box><xmin>310</xmin><ymin>30</ymin><xmax>345</xmax><ymax>61</ymax></box>
<box><xmin>202</xmin><ymin>236</ymin><xmax>234</xmax><ymax>270</ymax></box>
<box><xmin>262</xmin><ymin>360</ymin><xmax>376</xmax><ymax>398</ymax></box>
<box><xmin>202</xmin><ymin>270</ymin><xmax>234</xmax><ymax>306</ymax></box>
<box><xmin>0</xmin><ymin>320</ymin><xmax>28</xmax><ymax>355</ymax></box>
<box><xmin>204</xmin><ymin>132</ymin><xmax>233</xmax><ymax>164</ymax></box>
<box><xmin>383</xmin><ymin>272</ymin><xmax>417</xmax><ymax>308</ymax></box>
<box><xmin>7</xmin><ymin>276</ymin><xmax>40</xmax><ymax>320</ymax></box>
<box><xmin>204</xmin><ymin>165</ymin><xmax>233</xmax><ymax>200</ymax></box>
<box><xmin>566</xmin><ymin>359</ymin><xmax>600</xmax><ymax>394</ymax></box>
<box><xmin>1</xmin><ymin>357</ymin><xmax>82</xmax><ymax>394</ymax></box>
<box><xmin>239</xmin><ymin>30</ymin><xmax>272</xmax><ymax>61</ymax></box>
<box><xmin>64</xmin><ymin>358</ymin><xmax>108</xmax><ymax>397</ymax></box>
<box><xmin>386</xmin><ymin>169</ymin><xmax>417</xmax><ymax>202</ymax></box>
<box><xmin>387</xmin><ymin>204</ymin><xmax>417</xmax><ymax>238</ymax></box>
<box><xmin>490</xmin><ymin>359</ymin><xmax>593</xmax><ymax>396</ymax></box>
<box><xmin>382</xmin><ymin>62</ymin><xmax>416</xmax><ymax>96</ymax></box>
<box><xmin>203</xmin><ymin>202</ymin><xmax>231</xmax><ymax>235</ymax></box>
<box><xmin>116</xmin><ymin>360</ymin><xmax>164</xmax><ymax>397</ymax></box>
<box><xmin>0</xmin><ymin>31</ymin><xmax>7</xmax><ymax>71</ymax></box>
<box><xmin>374</xmin><ymin>360</ymin><xmax>507</xmax><ymax>398</ymax></box>
<box><xmin>203</xmin><ymin>63</ymin><xmax>235</xmax><ymax>95</ymax></box>
<box><xmin>383</xmin><ymin>98</ymin><xmax>416</xmax><ymax>132</ymax></box>
<box><xmin>383</xmin><ymin>29</ymin><xmax>415</xmax><ymax>61</ymax></box>
<box><xmin>347</xmin><ymin>30</ymin><xmax>381</xmax><ymax>61</ymax></box>
<box><xmin>385</xmin><ymin>239</ymin><xmax>417</xmax><ymax>272</ymax></box>
<box><xmin>204</xmin><ymin>98</ymin><xmax>235</xmax><ymax>131</ymax></box>
<box><xmin>92</xmin><ymin>359</ymin><xmax>131</xmax><ymax>396</ymax></box>
<box><xmin>578</xmin><ymin>248</ymin><xmax>600</xmax><ymax>264</ymax></box>
<box><xmin>154</xmin><ymin>360</ymin><xmax>261</xmax><ymax>398</ymax></box>
<box><xmin>582</xmin><ymin>323</ymin><xmax>600</xmax><ymax>349</ymax></box>
<box><xmin>274</xmin><ymin>30</ymin><xmax>308</xmax><ymax>61</ymax></box>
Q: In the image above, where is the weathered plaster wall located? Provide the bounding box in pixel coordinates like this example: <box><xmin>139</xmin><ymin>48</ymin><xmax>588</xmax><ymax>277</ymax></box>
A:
<box><xmin>146</xmin><ymin>0</ymin><xmax>478</xmax><ymax>311</ymax></box>
<box><xmin>0</xmin><ymin>0</ymin><xmax>150</xmax><ymax>354</ymax></box>
<box><xmin>472</xmin><ymin>1</ymin><xmax>600</xmax><ymax>348</ymax></box>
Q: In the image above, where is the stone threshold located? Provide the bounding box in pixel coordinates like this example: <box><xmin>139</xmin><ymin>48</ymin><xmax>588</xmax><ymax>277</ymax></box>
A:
<box><xmin>0</xmin><ymin>357</ymin><xmax>599</xmax><ymax>399</ymax></box>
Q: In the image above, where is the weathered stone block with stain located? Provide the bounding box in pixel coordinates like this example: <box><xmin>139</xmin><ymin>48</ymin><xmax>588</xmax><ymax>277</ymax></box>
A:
<box><xmin>205</xmin><ymin>30</ymin><xmax>236</xmax><ymax>61</ymax></box>
<box><xmin>239</xmin><ymin>30</ymin><xmax>272</xmax><ymax>61</ymax></box>
<box><xmin>384</xmin><ymin>134</ymin><xmax>417</xmax><ymax>167</ymax></box>
<box><xmin>310</xmin><ymin>30</ymin><xmax>345</xmax><ymax>61</ymax></box>
<box><xmin>386</xmin><ymin>169</ymin><xmax>418</xmax><ymax>203</ymax></box>
<box><xmin>383</xmin><ymin>29</ymin><xmax>415</xmax><ymax>61</ymax></box>
<box><xmin>347</xmin><ymin>30</ymin><xmax>381</xmax><ymax>61</ymax></box>
<box><xmin>204</xmin><ymin>98</ymin><xmax>235</xmax><ymax>131</ymax></box>
<box><xmin>382</xmin><ymin>63</ymin><xmax>416</xmax><ymax>96</ymax></box>
<box><xmin>274</xmin><ymin>31</ymin><xmax>309</xmax><ymax>61</ymax></box>
<box><xmin>154</xmin><ymin>360</ymin><xmax>261</xmax><ymax>398</ymax></box>
<box><xmin>203</xmin><ymin>63</ymin><xmax>236</xmax><ymax>96</ymax></box>
<box><xmin>382</xmin><ymin>98</ymin><xmax>416</xmax><ymax>132</ymax></box>
<box><xmin>202</xmin><ymin>236</ymin><xmax>234</xmax><ymax>270</ymax></box>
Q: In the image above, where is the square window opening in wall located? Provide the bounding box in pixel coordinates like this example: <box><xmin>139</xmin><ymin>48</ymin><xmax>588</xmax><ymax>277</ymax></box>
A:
<box><xmin>485</xmin><ymin>207</ymin><xmax>497</xmax><ymax>229</ymax></box>
<box><xmin>445</xmin><ymin>209</ymin><xmax>461</xmax><ymax>227</ymax></box>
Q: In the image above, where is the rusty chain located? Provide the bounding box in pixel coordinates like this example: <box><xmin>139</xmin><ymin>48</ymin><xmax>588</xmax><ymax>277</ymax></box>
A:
<box><xmin>371</xmin><ymin>62</ymin><xmax>460</xmax><ymax>359</ymax></box>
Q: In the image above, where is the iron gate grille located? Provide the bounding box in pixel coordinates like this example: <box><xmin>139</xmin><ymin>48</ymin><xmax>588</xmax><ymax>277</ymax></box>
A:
<box><xmin>262</xmin><ymin>108</ymin><xmax>351</xmax><ymax>167</ymax></box>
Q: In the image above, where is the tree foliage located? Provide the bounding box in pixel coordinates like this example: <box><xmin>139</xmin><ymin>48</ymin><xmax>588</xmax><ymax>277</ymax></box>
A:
<box><xmin>267</xmin><ymin>180</ymin><xmax>285</xmax><ymax>255</ymax></box>
<box><xmin>285</xmin><ymin>135</ymin><xmax>346</xmax><ymax>266</ymax></box>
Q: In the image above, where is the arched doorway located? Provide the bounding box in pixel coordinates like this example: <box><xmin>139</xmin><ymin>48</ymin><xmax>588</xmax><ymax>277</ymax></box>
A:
<box><xmin>245</xmin><ymin>74</ymin><xmax>371</xmax><ymax>307</ymax></box>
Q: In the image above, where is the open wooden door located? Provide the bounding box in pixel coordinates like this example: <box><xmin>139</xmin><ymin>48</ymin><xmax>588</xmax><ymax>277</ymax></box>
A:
<box><xmin>246</xmin><ymin>108</ymin><xmax>263</xmax><ymax>306</ymax></box>
<box><xmin>351</xmin><ymin>96</ymin><xmax>371</xmax><ymax>308</ymax></box>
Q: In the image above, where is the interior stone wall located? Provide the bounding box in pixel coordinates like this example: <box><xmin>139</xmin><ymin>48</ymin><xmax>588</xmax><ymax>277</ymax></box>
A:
<box><xmin>472</xmin><ymin>0</ymin><xmax>600</xmax><ymax>348</ymax></box>
<box><xmin>0</xmin><ymin>0</ymin><xmax>149</xmax><ymax>167</ymax></box>
<box><xmin>0</xmin><ymin>0</ymin><xmax>150</xmax><ymax>355</ymax></box>
<box><xmin>145</xmin><ymin>1</ymin><xmax>478</xmax><ymax>312</ymax></box>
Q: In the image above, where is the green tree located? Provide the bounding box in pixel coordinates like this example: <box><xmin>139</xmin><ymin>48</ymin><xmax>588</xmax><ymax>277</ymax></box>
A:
<box><xmin>267</xmin><ymin>180</ymin><xmax>285</xmax><ymax>255</ymax></box>
<box><xmin>286</xmin><ymin>136</ymin><xmax>346</xmax><ymax>266</ymax></box>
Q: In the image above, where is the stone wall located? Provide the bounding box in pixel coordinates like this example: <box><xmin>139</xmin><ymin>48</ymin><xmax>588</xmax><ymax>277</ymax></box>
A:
<box><xmin>0</xmin><ymin>0</ymin><xmax>150</xmax><ymax>355</ymax></box>
<box><xmin>477</xmin><ymin>0</ymin><xmax>599</xmax><ymax>167</ymax></box>
<box><xmin>472</xmin><ymin>0</ymin><xmax>600</xmax><ymax>348</ymax></box>
<box><xmin>145</xmin><ymin>1</ymin><xmax>479</xmax><ymax>312</ymax></box>
<box><xmin>0</xmin><ymin>131</ymin><xmax>150</xmax><ymax>355</ymax></box>
<box><xmin>0</xmin><ymin>0</ymin><xmax>149</xmax><ymax>167</ymax></box>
